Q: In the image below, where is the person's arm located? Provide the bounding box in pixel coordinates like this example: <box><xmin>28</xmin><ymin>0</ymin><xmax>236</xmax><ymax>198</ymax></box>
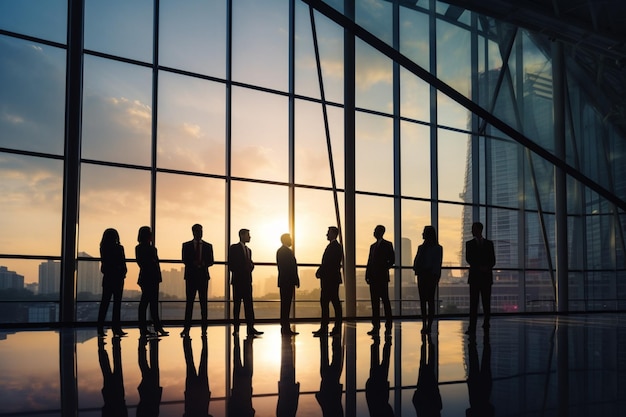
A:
<box><xmin>205</xmin><ymin>242</ymin><xmax>215</xmax><ymax>267</ymax></box>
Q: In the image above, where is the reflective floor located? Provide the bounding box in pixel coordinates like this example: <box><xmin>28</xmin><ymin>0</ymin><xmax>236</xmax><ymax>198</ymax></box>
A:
<box><xmin>1</xmin><ymin>314</ymin><xmax>625</xmax><ymax>416</ymax></box>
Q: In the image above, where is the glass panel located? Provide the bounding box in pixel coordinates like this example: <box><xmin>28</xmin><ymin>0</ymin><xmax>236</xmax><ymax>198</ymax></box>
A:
<box><xmin>231</xmin><ymin>87</ymin><xmax>288</xmax><ymax>182</ymax></box>
<box><xmin>294</xmin><ymin>188</ymin><xmax>345</xmax><ymax>265</ymax></box>
<box><xmin>0</xmin><ymin>153</ymin><xmax>63</xmax><ymax>256</ymax></box>
<box><xmin>0</xmin><ymin>0</ymin><xmax>67</xmax><ymax>44</ymax></box>
<box><xmin>293</xmin><ymin>266</ymin><xmax>324</xmax><ymax>318</ymax></box>
<box><xmin>230</xmin><ymin>181</ymin><xmax>288</xmax><ymax>264</ymax></box>
<box><xmin>295</xmin><ymin>99</ymin><xmax>344</xmax><ymax>188</ymax></box>
<box><xmin>355</xmin><ymin>195</ymin><xmax>394</xmax><ymax>266</ymax></box>
<box><xmin>526</xmin><ymin>211</ymin><xmax>550</xmax><ymax>269</ymax></box>
<box><xmin>159</xmin><ymin>0</ymin><xmax>226</xmax><ymax>78</ymax></box>
<box><xmin>400</xmin><ymin>120</ymin><xmax>430</xmax><ymax>198</ymax></box>
<box><xmin>400</xmin><ymin>67</ymin><xmax>431</xmax><ymax>122</ymax></box>
<box><xmin>355</xmin><ymin>112</ymin><xmax>394</xmax><ymax>193</ymax></box>
<box><xmin>78</xmin><ymin>164</ymin><xmax>151</xmax><ymax>262</ymax></box>
<box><xmin>84</xmin><ymin>0</ymin><xmax>153</xmax><ymax>62</ymax></box>
<box><xmin>232</xmin><ymin>0</ymin><xmax>288</xmax><ymax>91</ymax></box>
<box><xmin>488</xmin><ymin>138</ymin><xmax>521</xmax><ymax>209</ymax></box>
<box><xmin>400</xmin><ymin>199</ymin><xmax>431</xmax><ymax>267</ymax></box>
<box><xmin>439</xmin><ymin>203</ymin><xmax>464</xmax><ymax>267</ymax></box>
<box><xmin>355</xmin><ymin>39</ymin><xmax>393</xmax><ymax>114</ymax></box>
<box><xmin>0</xmin><ymin>36</ymin><xmax>66</xmax><ymax>155</ymax></box>
<box><xmin>489</xmin><ymin>207</ymin><xmax>521</xmax><ymax>269</ymax></box>
<box><xmin>157</xmin><ymin>72</ymin><xmax>226</xmax><ymax>175</ymax></box>
<box><xmin>295</xmin><ymin>2</ymin><xmax>344</xmax><ymax>103</ymax></box>
<box><xmin>356</xmin><ymin>0</ymin><xmax>392</xmax><ymax>47</ymax></box>
<box><xmin>82</xmin><ymin>56</ymin><xmax>152</xmax><ymax>166</ymax></box>
<box><xmin>399</xmin><ymin>5</ymin><xmax>429</xmax><ymax>70</ymax></box>
<box><xmin>439</xmin><ymin>269</ymin><xmax>469</xmax><ymax>315</ymax></box>
<box><xmin>524</xmin><ymin>271</ymin><xmax>555</xmax><ymax>312</ymax></box>
<box><xmin>155</xmin><ymin>172</ymin><xmax>226</xmax><ymax>262</ymax></box>
<box><xmin>438</xmin><ymin>129</ymin><xmax>469</xmax><ymax>202</ymax></box>
<box><xmin>436</xmin><ymin>18</ymin><xmax>470</xmax><ymax>99</ymax></box>
<box><xmin>246</xmin><ymin>265</ymin><xmax>280</xmax><ymax>319</ymax></box>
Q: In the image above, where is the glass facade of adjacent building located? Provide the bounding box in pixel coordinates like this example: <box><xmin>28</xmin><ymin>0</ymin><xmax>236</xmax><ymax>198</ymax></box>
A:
<box><xmin>1</xmin><ymin>0</ymin><xmax>625</xmax><ymax>325</ymax></box>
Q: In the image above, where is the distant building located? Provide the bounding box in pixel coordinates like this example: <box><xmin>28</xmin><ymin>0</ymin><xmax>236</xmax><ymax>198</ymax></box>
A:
<box><xmin>0</xmin><ymin>266</ymin><xmax>24</xmax><ymax>290</ymax></box>
<box><xmin>38</xmin><ymin>260</ymin><xmax>60</xmax><ymax>295</ymax></box>
<box><xmin>161</xmin><ymin>267</ymin><xmax>185</xmax><ymax>299</ymax></box>
<box><xmin>76</xmin><ymin>252</ymin><xmax>101</xmax><ymax>295</ymax></box>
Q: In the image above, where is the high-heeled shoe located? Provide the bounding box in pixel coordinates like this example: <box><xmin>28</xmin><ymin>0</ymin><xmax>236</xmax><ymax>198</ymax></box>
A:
<box><xmin>113</xmin><ymin>328</ymin><xmax>128</xmax><ymax>337</ymax></box>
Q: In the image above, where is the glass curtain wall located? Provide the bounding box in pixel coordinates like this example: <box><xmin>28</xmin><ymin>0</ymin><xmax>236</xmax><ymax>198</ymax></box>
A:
<box><xmin>0</xmin><ymin>0</ymin><xmax>625</xmax><ymax>324</ymax></box>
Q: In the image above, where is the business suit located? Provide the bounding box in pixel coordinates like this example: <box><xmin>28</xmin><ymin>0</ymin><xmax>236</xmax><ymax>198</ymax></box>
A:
<box><xmin>277</xmin><ymin>244</ymin><xmax>300</xmax><ymax>333</ymax></box>
<box><xmin>316</xmin><ymin>239</ymin><xmax>343</xmax><ymax>330</ymax></box>
<box><xmin>365</xmin><ymin>238</ymin><xmax>395</xmax><ymax>330</ymax></box>
<box><xmin>229</xmin><ymin>242</ymin><xmax>256</xmax><ymax>332</ymax></box>
<box><xmin>182</xmin><ymin>239</ymin><xmax>214</xmax><ymax>332</ymax></box>
<box><xmin>466</xmin><ymin>236</ymin><xmax>496</xmax><ymax>332</ymax></box>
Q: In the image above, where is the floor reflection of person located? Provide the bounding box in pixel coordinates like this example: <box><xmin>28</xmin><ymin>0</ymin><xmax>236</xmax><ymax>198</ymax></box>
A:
<box><xmin>98</xmin><ymin>337</ymin><xmax>128</xmax><ymax>417</ymax></box>
<box><xmin>365</xmin><ymin>336</ymin><xmax>394</xmax><ymax>416</ymax></box>
<box><xmin>228</xmin><ymin>336</ymin><xmax>255</xmax><ymax>417</ymax></box>
<box><xmin>315</xmin><ymin>333</ymin><xmax>344</xmax><ymax>417</ymax></box>
<box><xmin>277</xmin><ymin>334</ymin><xmax>300</xmax><ymax>417</ymax></box>
<box><xmin>412</xmin><ymin>334</ymin><xmax>442</xmax><ymax>417</ymax></box>
<box><xmin>466</xmin><ymin>335</ymin><xmax>494</xmax><ymax>417</ymax></box>
<box><xmin>183</xmin><ymin>334</ymin><xmax>211</xmax><ymax>417</ymax></box>
<box><xmin>137</xmin><ymin>336</ymin><xmax>162</xmax><ymax>417</ymax></box>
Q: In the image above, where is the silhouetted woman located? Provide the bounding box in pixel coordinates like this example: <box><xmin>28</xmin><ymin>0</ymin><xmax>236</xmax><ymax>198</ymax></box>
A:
<box><xmin>136</xmin><ymin>226</ymin><xmax>168</xmax><ymax>336</ymax></box>
<box><xmin>413</xmin><ymin>226</ymin><xmax>443</xmax><ymax>334</ymax></box>
<box><xmin>98</xmin><ymin>228</ymin><xmax>128</xmax><ymax>337</ymax></box>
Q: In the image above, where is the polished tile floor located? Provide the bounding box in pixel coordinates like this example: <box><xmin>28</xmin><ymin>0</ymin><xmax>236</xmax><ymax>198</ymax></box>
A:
<box><xmin>1</xmin><ymin>314</ymin><xmax>625</xmax><ymax>416</ymax></box>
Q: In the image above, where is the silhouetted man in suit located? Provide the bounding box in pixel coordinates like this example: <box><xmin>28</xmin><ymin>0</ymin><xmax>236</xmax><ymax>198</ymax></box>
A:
<box><xmin>465</xmin><ymin>222</ymin><xmax>496</xmax><ymax>335</ymax></box>
<box><xmin>228</xmin><ymin>336</ymin><xmax>255</xmax><ymax>417</ymax></box>
<box><xmin>277</xmin><ymin>233</ymin><xmax>300</xmax><ymax>335</ymax></box>
<box><xmin>181</xmin><ymin>224</ymin><xmax>215</xmax><ymax>337</ymax></box>
<box><xmin>365</xmin><ymin>225</ymin><xmax>395</xmax><ymax>336</ymax></box>
<box><xmin>277</xmin><ymin>334</ymin><xmax>300</xmax><ymax>416</ymax></box>
<box><xmin>466</xmin><ymin>335</ymin><xmax>494</xmax><ymax>417</ymax></box>
<box><xmin>183</xmin><ymin>334</ymin><xmax>211</xmax><ymax>417</ymax></box>
<box><xmin>229</xmin><ymin>228</ymin><xmax>262</xmax><ymax>336</ymax></box>
<box><xmin>413</xmin><ymin>334</ymin><xmax>442</xmax><ymax>417</ymax></box>
<box><xmin>316</xmin><ymin>332</ymin><xmax>344</xmax><ymax>417</ymax></box>
<box><xmin>365</xmin><ymin>336</ymin><xmax>394</xmax><ymax>416</ymax></box>
<box><xmin>313</xmin><ymin>226</ymin><xmax>343</xmax><ymax>337</ymax></box>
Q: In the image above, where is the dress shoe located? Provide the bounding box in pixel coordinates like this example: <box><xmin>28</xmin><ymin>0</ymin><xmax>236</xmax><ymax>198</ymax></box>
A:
<box><xmin>113</xmin><ymin>329</ymin><xmax>127</xmax><ymax>337</ymax></box>
<box><xmin>248</xmin><ymin>328</ymin><xmax>264</xmax><ymax>336</ymax></box>
<box><xmin>156</xmin><ymin>328</ymin><xmax>169</xmax><ymax>336</ymax></box>
<box><xmin>312</xmin><ymin>328</ymin><xmax>327</xmax><ymax>337</ymax></box>
<box><xmin>367</xmin><ymin>327</ymin><xmax>379</xmax><ymax>336</ymax></box>
<box><xmin>282</xmin><ymin>329</ymin><xmax>299</xmax><ymax>336</ymax></box>
<box><xmin>329</xmin><ymin>327</ymin><xmax>341</xmax><ymax>336</ymax></box>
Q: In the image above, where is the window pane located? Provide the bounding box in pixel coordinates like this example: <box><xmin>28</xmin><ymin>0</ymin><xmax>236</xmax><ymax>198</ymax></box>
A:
<box><xmin>0</xmin><ymin>153</ymin><xmax>63</xmax><ymax>256</ymax></box>
<box><xmin>0</xmin><ymin>0</ymin><xmax>67</xmax><ymax>44</ymax></box>
<box><xmin>355</xmin><ymin>195</ymin><xmax>394</xmax><ymax>266</ymax></box>
<box><xmin>295</xmin><ymin>99</ymin><xmax>344</xmax><ymax>188</ymax></box>
<box><xmin>400</xmin><ymin>5</ymin><xmax>429</xmax><ymax>70</ymax></box>
<box><xmin>232</xmin><ymin>0</ymin><xmax>288</xmax><ymax>91</ymax></box>
<box><xmin>400</xmin><ymin>199</ymin><xmax>430</xmax><ymax>267</ymax></box>
<box><xmin>439</xmin><ymin>202</ymin><xmax>464</xmax><ymax>266</ymax></box>
<box><xmin>400</xmin><ymin>68</ymin><xmax>431</xmax><ymax>122</ymax></box>
<box><xmin>78</xmin><ymin>164</ymin><xmax>151</xmax><ymax>259</ymax></box>
<box><xmin>231</xmin><ymin>87</ymin><xmax>288</xmax><ymax>182</ymax></box>
<box><xmin>401</xmin><ymin>121</ymin><xmax>430</xmax><ymax>198</ymax></box>
<box><xmin>436</xmin><ymin>18</ymin><xmax>470</xmax><ymax>99</ymax></box>
<box><xmin>82</xmin><ymin>56</ymin><xmax>152</xmax><ymax>166</ymax></box>
<box><xmin>0</xmin><ymin>36</ymin><xmax>66</xmax><ymax>155</ymax></box>
<box><xmin>294</xmin><ymin>188</ymin><xmax>345</xmax><ymax>265</ymax></box>
<box><xmin>155</xmin><ymin>173</ymin><xmax>226</xmax><ymax>263</ymax></box>
<box><xmin>355</xmin><ymin>39</ymin><xmax>393</xmax><ymax>114</ymax></box>
<box><xmin>438</xmin><ymin>129</ymin><xmax>469</xmax><ymax>202</ymax></box>
<box><xmin>157</xmin><ymin>72</ymin><xmax>226</xmax><ymax>175</ymax></box>
<box><xmin>230</xmin><ymin>182</ymin><xmax>288</xmax><ymax>264</ymax></box>
<box><xmin>159</xmin><ymin>0</ymin><xmax>226</xmax><ymax>78</ymax></box>
<box><xmin>84</xmin><ymin>0</ymin><xmax>153</xmax><ymax>62</ymax></box>
<box><xmin>356</xmin><ymin>112</ymin><xmax>394</xmax><ymax>193</ymax></box>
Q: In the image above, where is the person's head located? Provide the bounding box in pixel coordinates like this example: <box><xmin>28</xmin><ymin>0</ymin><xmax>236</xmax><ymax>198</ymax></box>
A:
<box><xmin>137</xmin><ymin>226</ymin><xmax>152</xmax><ymax>244</ymax></box>
<box><xmin>471</xmin><ymin>222</ymin><xmax>484</xmax><ymax>238</ymax></box>
<box><xmin>326</xmin><ymin>226</ymin><xmax>339</xmax><ymax>241</ymax></box>
<box><xmin>239</xmin><ymin>228</ymin><xmax>251</xmax><ymax>243</ymax></box>
<box><xmin>192</xmin><ymin>224</ymin><xmax>203</xmax><ymax>240</ymax></box>
<box><xmin>280</xmin><ymin>233</ymin><xmax>292</xmax><ymax>247</ymax></box>
<box><xmin>100</xmin><ymin>228</ymin><xmax>120</xmax><ymax>248</ymax></box>
<box><xmin>422</xmin><ymin>225</ymin><xmax>438</xmax><ymax>244</ymax></box>
<box><xmin>373</xmin><ymin>225</ymin><xmax>386</xmax><ymax>240</ymax></box>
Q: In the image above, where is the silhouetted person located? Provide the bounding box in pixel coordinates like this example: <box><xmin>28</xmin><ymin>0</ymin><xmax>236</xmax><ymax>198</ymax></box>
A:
<box><xmin>97</xmin><ymin>228</ymin><xmax>127</xmax><ymax>337</ymax></box>
<box><xmin>413</xmin><ymin>335</ymin><xmax>442</xmax><ymax>417</ymax></box>
<box><xmin>229</xmin><ymin>228</ymin><xmax>262</xmax><ymax>336</ymax></box>
<box><xmin>465</xmin><ymin>222</ymin><xmax>496</xmax><ymax>334</ymax></box>
<box><xmin>277</xmin><ymin>334</ymin><xmax>300</xmax><ymax>417</ymax></box>
<box><xmin>276</xmin><ymin>233</ymin><xmax>300</xmax><ymax>336</ymax></box>
<box><xmin>365</xmin><ymin>336</ymin><xmax>394</xmax><ymax>416</ymax></box>
<box><xmin>183</xmin><ymin>335</ymin><xmax>212</xmax><ymax>417</ymax></box>
<box><xmin>466</xmin><ymin>335</ymin><xmax>494</xmax><ymax>417</ymax></box>
<box><xmin>315</xmin><ymin>333</ymin><xmax>344</xmax><ymax>417</ymax></box>
<box><xmin>313</xmin><ymin>226</ymin><xmax>343</xmax><ymax>337</ymax></box>
<box><xmin>136</xmin><ymin>226</ymin><xmax>168</xmax><ymax>337</ymax></box>
<box><xmin>181</xmin><ymin>224</ymin><xmax>214</xmax><ymax>337</ymax></box>
<box><xmin>137</xmin><ymin>336</ymin><xmax>162</xmax><ymax>417</ymax></box>
<box><xmin>98</xmin><ymin>337</ymin><xmax>128</xmax><ymax>417</ymax></box>
<box><xmin>228</xmin><ymin>336</ymin><xmax>255</xmax><ymax>417</ymax></box>
<box><xmin>413</xmin><ymin>226</ymin><xmax>443</xmax><ymax>334</ymax></box>
<box><xmin>365</xmin><ymin>225</ymin><xmax>395</xmax><ymax>336</ymax></box>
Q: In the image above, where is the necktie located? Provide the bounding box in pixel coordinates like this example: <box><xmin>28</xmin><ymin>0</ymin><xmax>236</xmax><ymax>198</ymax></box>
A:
<box><xmin>195</xmin><ymin>241</ymin><xmax>201</xmax><ymax>264</ymax></box>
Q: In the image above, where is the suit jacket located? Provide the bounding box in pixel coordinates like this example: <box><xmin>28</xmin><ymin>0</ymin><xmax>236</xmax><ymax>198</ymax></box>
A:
<box><xmin>135</xmin><ymin>243</ymin><xmax>162</xmax><ymax>288</ymax></box>
<box><xmin>466</xmin><ymin>238</ymin><xmax>496</xmax><ymax>285</ymax></box>
<box><xmin>229</xmin><ymin>242</ymin><xmax>254</xmax><ymax>286</ymax></box>
<box><xmin>412</xmin><ymin>243</ymin><xmax>443</xmax><ymax>280</ymax></box>
<box><xmin>316</xmin><ymin>240</ymin><xmax>343</xmax><ymax>284</ymax></box>
<box><xmin>365</xmin><ymin>239</ymin><xmax>395</xmax><ymax>284</ymax></box>
<box><xmin>100</xmin><ymin>244</ymin><xmax>127</xmax><ymax>288</ymax></box>
<box><xmin>182</xmin><ymin>239</ymin><xmax>214</xmax><ymax>281</ymax></box>
<box><xmin>276</xmin><ymin>245</ymin><xmax>300</xmax><ymax>288</ymax></box>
